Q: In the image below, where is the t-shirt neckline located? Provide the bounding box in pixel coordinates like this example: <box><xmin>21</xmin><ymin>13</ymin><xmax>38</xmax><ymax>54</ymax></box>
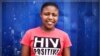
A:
<box><xmin>38</xmin><ymin>26</ymin><xmax>56</xmax><ymax>34</ymax></box>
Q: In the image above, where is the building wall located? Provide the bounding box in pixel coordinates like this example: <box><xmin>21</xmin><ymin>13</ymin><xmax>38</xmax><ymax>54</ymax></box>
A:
<box><xmin>2</xmin><ymin>1</ymin><xmax>99</xmax><ymax>56</ymax></box>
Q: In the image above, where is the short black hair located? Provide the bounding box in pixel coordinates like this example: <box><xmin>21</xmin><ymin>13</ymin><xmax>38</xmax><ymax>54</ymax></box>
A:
<box><xmin>41</xmin><ymin>2</ymin><xmax>59</xmax><ymax>12</ymax></box>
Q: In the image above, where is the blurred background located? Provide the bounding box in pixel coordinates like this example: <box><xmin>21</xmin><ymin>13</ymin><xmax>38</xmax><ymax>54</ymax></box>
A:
<box><xmin>2</xmin><ymin>0</ymin><xmax>99</xmax><ymax>56</ymax></box>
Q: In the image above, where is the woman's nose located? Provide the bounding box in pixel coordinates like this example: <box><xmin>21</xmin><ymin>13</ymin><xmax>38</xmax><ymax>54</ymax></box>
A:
<box><xmin>48</xmin><ymin>14</ymin><xmax>53</xmax><ymax>20</ymax></box>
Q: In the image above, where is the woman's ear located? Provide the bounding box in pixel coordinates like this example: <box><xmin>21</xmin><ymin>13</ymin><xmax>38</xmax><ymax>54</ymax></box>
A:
<box><xmin>40</xmin><ymin>12</ymin><xmax>42</xmax><ymax>18</ymax></box>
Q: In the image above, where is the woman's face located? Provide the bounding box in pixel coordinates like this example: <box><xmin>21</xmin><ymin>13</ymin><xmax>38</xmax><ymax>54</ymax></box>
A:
<box><xmin>41</xmin><ymin>6</ymin><xmax>59</xmax><ymax>30</ymax></box>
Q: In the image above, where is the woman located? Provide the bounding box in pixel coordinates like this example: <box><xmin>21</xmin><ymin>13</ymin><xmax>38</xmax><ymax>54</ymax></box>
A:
<box><xmin>21</xmin><ymin>2</ymin><xmax>72</xmax><ymax>56</ymax></box>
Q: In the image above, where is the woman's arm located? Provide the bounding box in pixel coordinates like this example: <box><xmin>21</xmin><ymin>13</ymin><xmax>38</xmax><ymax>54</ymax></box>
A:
<box><xmin>21</xmin><ymin>45</ymin><xmax>30</xmax><ymax>56</ymax></box>
<box><xmin>63</xmin><ymin>47</ymin><xmax>70</xmax><ymax>56</ymax></box>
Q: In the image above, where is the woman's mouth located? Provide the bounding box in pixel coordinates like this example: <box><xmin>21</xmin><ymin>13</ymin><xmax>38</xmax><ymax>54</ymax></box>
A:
<box><xmin>47</xmin><ymin>21</ymin><xmax>53</xmax><ymax>25</ymax></box>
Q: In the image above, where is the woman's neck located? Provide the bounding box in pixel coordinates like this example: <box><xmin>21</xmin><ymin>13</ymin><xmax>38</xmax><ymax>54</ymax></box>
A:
<box><xmin>40</xmin><ymin>26</ymin><xmax>55</xmax><ymax>32</ymax></box>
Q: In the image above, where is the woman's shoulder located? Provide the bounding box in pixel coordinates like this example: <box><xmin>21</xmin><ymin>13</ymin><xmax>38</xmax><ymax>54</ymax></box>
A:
<box><xmin>26</xmin><ymin>26</ymin><xmax>40</xmax><ymax>33</ymax></box>
<box><xmin>55</xmin><ymin>28</ymin><xmax>68</xmax><ymax>35</ymax></box>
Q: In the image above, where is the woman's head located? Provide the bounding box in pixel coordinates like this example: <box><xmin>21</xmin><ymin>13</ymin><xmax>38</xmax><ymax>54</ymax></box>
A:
<box><xmin>40</xmin><ymin>2</ymin><xmax>59</xmax><ymax>31</ymax></box>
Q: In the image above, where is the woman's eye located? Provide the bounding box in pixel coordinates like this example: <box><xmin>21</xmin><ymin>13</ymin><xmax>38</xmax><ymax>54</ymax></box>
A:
<box><xmin>52</xmin><ymin>14</ymin><xmax>58</xmax><ymax>17</ymax></box>
<box><xmin>44</xmin><ymin>13</ymin><xmax>50</xmax><ymax>16</ymax></box>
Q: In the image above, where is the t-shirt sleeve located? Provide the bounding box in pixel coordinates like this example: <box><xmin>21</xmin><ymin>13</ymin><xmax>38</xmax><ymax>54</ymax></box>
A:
<box><xmin>20</xmin><ymin>30</ymin><xmax>31</xmax><ymax>47</ymax></box>
<box><xmin>63</xmin><ymin>33</ymin><xmax>72</xmax><ymax>48</ymax></box>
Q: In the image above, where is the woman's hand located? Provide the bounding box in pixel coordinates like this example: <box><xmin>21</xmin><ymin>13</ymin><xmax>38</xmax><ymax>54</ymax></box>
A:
<box><xmin>63</xmin><ymin>47</ymin><xmax>71</xmax><ymax>56</ymax></box>
<box><xmin>21</xmin><ymin>45</ymin><xmax>30</xmax><ymax>56</ymax></box>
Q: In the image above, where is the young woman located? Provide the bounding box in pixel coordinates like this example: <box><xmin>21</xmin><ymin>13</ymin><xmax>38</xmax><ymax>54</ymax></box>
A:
<box><xmin>21</xmin><ymin>2</ymin><xmax>72</xmax><ymax>56</ymax></box>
